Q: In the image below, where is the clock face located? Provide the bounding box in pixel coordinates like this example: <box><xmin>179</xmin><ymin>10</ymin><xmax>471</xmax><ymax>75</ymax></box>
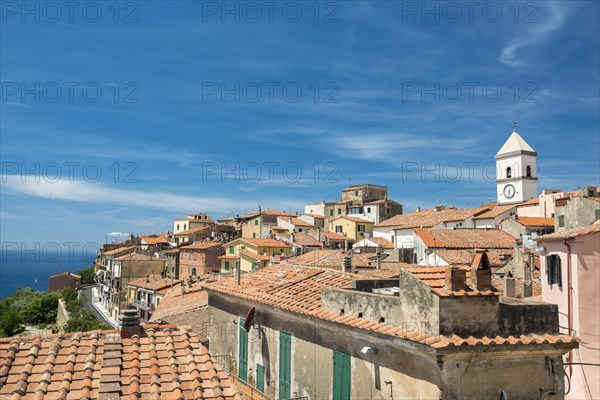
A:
<box><xmin>504</xmin><ymin>184</ymin><xmax>515</xmax><ymax>199</ymax></box>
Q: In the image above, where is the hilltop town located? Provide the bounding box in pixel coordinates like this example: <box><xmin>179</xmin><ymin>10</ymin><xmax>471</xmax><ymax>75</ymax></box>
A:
<box><xmin>2</xmin><ymin>129</ymin><xmax>599</xmax><ymax>400</ymax></box>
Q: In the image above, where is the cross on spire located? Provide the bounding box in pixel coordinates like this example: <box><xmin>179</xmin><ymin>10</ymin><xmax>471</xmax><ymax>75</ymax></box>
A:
<box><xmin>512</xmin><ymin>120</ymin><xmax>518</xmax><ymax>132</ymax></box>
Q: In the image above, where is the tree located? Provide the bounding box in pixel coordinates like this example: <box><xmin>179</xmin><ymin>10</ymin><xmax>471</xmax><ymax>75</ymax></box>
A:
<box><xmin>77</xmin><ymin>266</ymin><xmax>96</xmax><ymax>285</ymax></box>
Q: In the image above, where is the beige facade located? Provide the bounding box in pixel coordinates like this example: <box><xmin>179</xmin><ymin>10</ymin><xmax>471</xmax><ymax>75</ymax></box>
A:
<box><xmin>328</xmin><ymin>216</ymin><xmax>374</xmax><ymax>241</ymax></box>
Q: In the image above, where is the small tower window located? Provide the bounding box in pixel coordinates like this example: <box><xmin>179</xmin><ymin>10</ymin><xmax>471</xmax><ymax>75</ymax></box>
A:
<box><xmin>506</xmin><ymin>167</ymin><xmax>512</xmax><ymax>178</ymax></box>
<box><xmin>526</xmin><ymin>165</ymin><xmax>532</xmax><ymax>177</ymax></box>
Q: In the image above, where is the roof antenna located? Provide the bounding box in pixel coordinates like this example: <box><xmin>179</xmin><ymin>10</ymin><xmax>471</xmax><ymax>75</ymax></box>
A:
<box><xmin>512</xmin><ymin>120</ymin><xmax>518</xmax><ymax>132</ymax></box>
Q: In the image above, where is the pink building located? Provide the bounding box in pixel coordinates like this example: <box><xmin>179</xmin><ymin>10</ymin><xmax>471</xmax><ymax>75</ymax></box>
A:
<box><xmin>539</xmin><ymin>223</ymin><xmax>600</xmax><ymax>399</ymax></box>
<box><xmin>178</xmin><ymin>241</ymin><xmax>223</xmax><ymax>280</ymax></box>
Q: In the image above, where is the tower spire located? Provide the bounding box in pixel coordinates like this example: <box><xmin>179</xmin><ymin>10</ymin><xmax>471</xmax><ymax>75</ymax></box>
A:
<box><xmin>512</xmin><ymin>120</ymin><xmax>518</xmax><ymax>132</ymax></box>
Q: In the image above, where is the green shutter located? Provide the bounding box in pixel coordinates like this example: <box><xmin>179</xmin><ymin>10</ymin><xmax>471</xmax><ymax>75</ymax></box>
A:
<box><xmin>595</xmin><ymin>209</ymin><xmax>600</xmax><ymax>220</ymax></box>
<box><xmin>253</xmin><ymin>233</ymin><xmax>256</xmax><ymax>238</ymax></box>
<box><xmin>255</xmin><ymin>219</ymin><xmax>259</xmax><ymax>225</ymax></box>
<box><xmin>329</xmin><ymin>209</ymin><xmax>334</xmax><ymax>216</ymax></box>
<box><xmin>338</xmin><ymin>208</ymin><xmax>342</xmax><ymax>215</ymax></box>
<box><xmin>558</xmin><ymin>215</ymin><xmax>564</xmax><ymax>227</ymax></box>
<box><xmin>333</xmin><ymin>350</ymin><xmax>351</xmax><ymax>400</ymax></box>
<box><xmin>252</xmin><ymin>262</ymin><xmax>257</xmax><ymax>270</ymax></box>
<box><xmin>224</xmin><ymin>261</ymin><xmax>230</xmax><ymax>271</ymax></box>
<box><xmin>239</xmin><ymin>318</ymin><xmax>248</xmax><ymax>381</ymax></box>
<box><xmin>256</xmin><ymin>364</ymin><xmax>265</xmax><ymax>393</ymax></box>
<box><xmin>229</xmin><ymin>246</ymin><xmax>234</xmax><ymax>254</ymax></box>
<box><xmin>279</xmin><ymin>332</ymin><xmax>291</xmax><ymax>400</ymax></box>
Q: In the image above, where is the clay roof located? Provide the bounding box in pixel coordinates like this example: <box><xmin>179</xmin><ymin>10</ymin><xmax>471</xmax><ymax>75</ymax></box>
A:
<box><xmin>343</xmin><ymin>184</ymin><xmax>386</xmax><ymax>190</ymax></box>
<box><xmin>519</xmin><ymin>198</ymin><xmax>540</xmax><ymax>206</ymax></box>
<box><xmin>361</xmin><ymin>237</ymin><xmax>395</xmax><ymax>249</ymax></box>
<box><xmin>202</xmin><ymin>265</ymin><xmax>577</xmax><ymax>350</ymax></box>
<box><xmin>174</xmin><ymin>226</ymin><xmax>210</xmax><ymax>236</ymax></box>
<box><xmin>292</xmin><ymin>233</ymin><xmax>323</xmax><ymax>247</ymax></box>
<box><xmin>537</xmin><ymin>223</ymin><xmax>600</xmax><ymax>241</ymax></box>
<box><xmin>473</xmin><ymin>204</ymin><xmax>518</xmax><ymax>220</ymax></box>
<box><xmin>334</xmin><ymin>216</ymin><xmax>373</xmax><ymax>224</ymax></box>
<box><xmin>151</xmin><ymin>288</ymin><xmax>209</xmax><ymax>322</ymax></box>
<box><xmin>283</xmin><ymin>250</ymin><xmax>379</xmax><ymax>269</ymax></box>
<box><xmin>240</xmin><ymin>238</ymin><xmax>292</xmax><ymax>248</ymax></box>
<box><xmin>281</xmin><ymin>217</ymin><xmax>312</xmax><ymax>227</ymax></box>
<box><xmin>240</xmin><ymin>249</ymin><xmax>272</xmax><ymax>262</ymax></box>
<box><xmin>246</xmin><ymin>209</ymin><xmax>296</xmax><ymax>217</ymax></box>
<box><xmin>141</xmin><ymin>236</ymin><xmax>168</xmax><ymax>245</ymax></box>
<box><xmin>49</xmin><ymin>272</ymin><xmax>81</xmax><ymax>279</ymax></box>
<box><xmin>180</xmin><ymin>241</ymin><xmax>222</xmax><ymax>251</ymax></box>
<box><xmin>515</xmin><ymin>216</ymin><xmax>555</xmax><ymax>227</ymax></box>
<box><xmin>402</xmin><ymin>265</ymin><xmax>501</xmax><ymax>296</ymax></box>
<box><xmin>114</xmin><ymin>252</ymin><xmax>155</xmax><ymax>261</ymax></box>
<box><xmin>102</xmin><ymin>246</ymin><xmax>135</xmax><ymax>256</ymax></box>
<box><xmin>375</xmin><ymin>207</ymin><xmax>487</xmax><ymax>229</ymax></box>
<box><xmin>414</xmin><ymin>228</ymin><xmax>515</xmax><ymax>249</ymax></box>
<box><xmin>304</xmin><ymin>214</ymin><xmax>324</xmax><ymax>219</ymax></box>
<box><xmin>0</xmin><ymin>325</ymin><xmax>242</xmax><ymax>400</ymax></box>
<box><xmin>271</xmin><ymin>226</ymin><xmax>289</xmax><ymax>231</ymax></box>
<box><xmin>430</xmin><ymin>248</ymin><xmax>513</xmax><ymax>268</ymax></box>
<box><xmin>127</xmin><ymin>274</ymin><xmax>179</xmax><ymax>291</ymax></box>
<box><xmin>306</xmin><ymin>229</ymin><xmax>349</xmax><ymax>241</ymax></box>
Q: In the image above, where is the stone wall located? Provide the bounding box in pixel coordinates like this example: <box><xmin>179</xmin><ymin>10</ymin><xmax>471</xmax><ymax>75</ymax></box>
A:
<box><xmin>56</xmin><ymin>298</ymin><xmax>70</xmax><ymax>333</ymax></box>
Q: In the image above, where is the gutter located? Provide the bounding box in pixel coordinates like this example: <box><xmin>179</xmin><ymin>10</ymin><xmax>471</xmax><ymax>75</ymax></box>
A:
<box><xmin>563</xmin><ymin>239</ymin><xmax>573</xmax><ymax>379</ymax></box>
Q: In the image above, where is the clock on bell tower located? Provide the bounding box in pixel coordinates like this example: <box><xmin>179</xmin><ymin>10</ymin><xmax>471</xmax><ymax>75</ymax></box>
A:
<box><xmin>496</xmin><ymin>123</ymin><xmax>538</xmax><ymax>205</ymax></box>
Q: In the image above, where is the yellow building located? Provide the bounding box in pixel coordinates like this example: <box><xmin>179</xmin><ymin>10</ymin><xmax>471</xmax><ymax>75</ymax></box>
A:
<box><xmin>328</xmin><ymin>216</ymin><xmax>374</xmax><ymax>241</ymax></box>
<box><xmin>241</xmin><ymin>209</ymin><xmax>297</xmax><ymax>238</ymax></box>
<box><xmin>220</xmin><ymin>238</ymin><xmax>292</xmax><ymax>272</ymax></box>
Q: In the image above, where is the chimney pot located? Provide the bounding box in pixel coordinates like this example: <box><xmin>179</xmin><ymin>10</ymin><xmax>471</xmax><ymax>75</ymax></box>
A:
<box><xmin>445</xmin><ymin>267</ymin><xmax>467</xmax><ymax>291</ymax></box>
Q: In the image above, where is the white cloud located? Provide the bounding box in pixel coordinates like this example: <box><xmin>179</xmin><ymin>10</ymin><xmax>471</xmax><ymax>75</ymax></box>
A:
<box><xmin>1</xmin><ymin>176</ymin><xmax>303</xmax><ymax>214</ymax></box>
<box><xmin>107</xmin><ymin>231</ymin><xmax>129</xmax><ymax>237</ymax></box>
<box><xmin>501</xmin><ymin>2</ymin><xmax>568</xmax><ymax>67</ymax></box>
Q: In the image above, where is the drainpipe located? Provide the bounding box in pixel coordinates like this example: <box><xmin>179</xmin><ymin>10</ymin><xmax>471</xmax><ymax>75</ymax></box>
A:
<box><xmin>563</xmin><ymin>239</ymin><xmax>573</xmax><ymax>378</ymax></box>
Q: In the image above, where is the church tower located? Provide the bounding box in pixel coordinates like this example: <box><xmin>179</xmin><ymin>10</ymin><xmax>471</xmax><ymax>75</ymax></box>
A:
<box><xmin>496</xmin><ymin>127</ymin><xmax>538</xmax><ymax>204</ymax></box>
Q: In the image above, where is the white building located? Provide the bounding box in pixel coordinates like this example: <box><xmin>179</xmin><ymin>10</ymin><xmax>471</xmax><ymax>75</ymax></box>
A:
<box><xmin>496</xmin><ymin>129</ymin><xmax>538</xmax><ymax>205</ymax></box>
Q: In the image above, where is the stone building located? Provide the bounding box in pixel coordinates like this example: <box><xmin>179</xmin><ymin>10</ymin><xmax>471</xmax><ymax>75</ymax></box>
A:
<box><xmin>201</xmin><ymin>264</ymin><xmax>577</xmax><ymax>400</ymax></box>
<box><xmin>48</xmin><ymin>271</ymin><xmax>81</xmax><ymax>292</ymax></box>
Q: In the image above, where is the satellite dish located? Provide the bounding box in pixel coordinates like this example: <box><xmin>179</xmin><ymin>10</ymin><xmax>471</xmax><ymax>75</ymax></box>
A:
<box><xmin>243</xmin><ymin>307</ymin><xmax>256</xmax><ymax>332</ymax></box>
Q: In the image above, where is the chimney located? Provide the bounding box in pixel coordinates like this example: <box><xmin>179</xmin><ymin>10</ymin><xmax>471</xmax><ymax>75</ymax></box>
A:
<box><xmin>120</xmin><ymin>309</ymin><xmax>140</xmax><ymax>338</ymax></box>
<box><xmin>342</xmin><ymin>254</ymin><xmax>352</xmax><ymax>273</ymax></box>
<box><xmin>445</xmin><ymin>267</ymin><xmax>467</xmax><ymax>291</ymax></box>
<box><xmin>470</xmin><ymin>250</ymin><xmax>492</xmax><ymax>291</ymax></box>
<box><xmin>376</xmin><ymin>247</ymin><xmax>382</xmax><ymax>270</ymax></box>
<box><xmin>503</xmin><ymin>272</ymin><xmax>516</xmax><ymax>297</ymax></box>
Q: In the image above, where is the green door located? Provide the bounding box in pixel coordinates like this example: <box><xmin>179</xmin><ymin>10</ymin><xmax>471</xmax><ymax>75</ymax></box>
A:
<box><xmin>279</xmin><ymin>331</ymin><xmax>291</xmax><ymax>400</ymax></box>
<box><xmin>256</xmin><ymin>363</ymin><xmax>265</xmax><ymax>393</ymax></box>
<box><xmin>239</xmin><ymin>317</ymin><xmax>248</xmax><ymax>381</ymax></box>
<box><xmin>333</xmin><ymin>350</ymin><xmax>351</xmax><ymax>400</ymax></box>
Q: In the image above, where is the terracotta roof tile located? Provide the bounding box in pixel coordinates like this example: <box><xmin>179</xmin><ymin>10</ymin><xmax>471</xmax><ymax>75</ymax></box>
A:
<box><xmin>201</xmin><ymin>265</ymin><xmax>576</xmax><ymax>351</ymax></box>
<box><xmin>240</xmin><ymin>238</ymin><xmax>292</xmax><ymax>248</ymax></box>
<box><xmin>515</xmin><ymin>216</ymin><xmax>555</xmax><ymax>227</ymax></box>
<box><xmin>180</xmin><ymin>241</ymin><xmax>222</xmax><ymax>251</ymax></box>
<box><xmin>538</xmin><ymin>223</ymin><xmax>600</xmax><ymax>241</ymax></box>
<box><xmin>127</xmin><ymin>275</ymin><xmax>180</xmax><ymax>291</ymax></box>
<box><xmin>414</xmin><ymin>228</ymin><xmax>515</xmax><ymax>249</ymax></box>
<box><xmin>0</xmin><ymin>326</ymin><xmax>241</xmax><ymax>399</ymax></box>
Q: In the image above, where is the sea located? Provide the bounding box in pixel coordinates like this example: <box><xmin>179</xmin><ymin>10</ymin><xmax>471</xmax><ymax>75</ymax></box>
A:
<box><xmin>0</xmin><ymin>250</ymin><xmax>97</xmax><ymax>299</ymax></box>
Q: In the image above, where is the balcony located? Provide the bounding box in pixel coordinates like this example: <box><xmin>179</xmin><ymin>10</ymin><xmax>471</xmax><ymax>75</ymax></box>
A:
<box><xmin>130</xmin><ymin>300</ymin><xmax>155</xmax><ymax>311</ymax></box>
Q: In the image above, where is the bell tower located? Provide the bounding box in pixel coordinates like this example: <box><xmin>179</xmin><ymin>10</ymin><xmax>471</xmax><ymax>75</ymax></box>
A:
<box><xmin>496</xmin><ymin>123</ymin><xmax>538</xmax><ymax>204</ymax></box>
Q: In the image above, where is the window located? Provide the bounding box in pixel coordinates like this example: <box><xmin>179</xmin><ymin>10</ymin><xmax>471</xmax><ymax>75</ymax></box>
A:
<box><xmin>526</xmin><ymin>165</ymin><xmax>532</xmax><ymax>177</ymax></box>
<box><xmin>251</xmin><ymin>262</ymin><xmax>257</xmax><ymax>270</ymax></box>
<box><xmin>279</xmin><ymin>332</ymin><xmax>292</xmax><ymax>400</ymax></box>
<box><xmin>224</xmin><ymin>261</ymin><xmax>230</xmax><ymax>271</ymax></box>
<box><xmin>357</xmin><ymin>224</ymin><xmax>365</xmax><ymax>232</ymax></box>
<box><xmin>338</xmin><ymin>208</ymin><xmax>342</xmax><ymax>215</ymax></box>
<box><xmin>192</xmin><ymin>268</ymin><xmax>197</xmax><ymax>277</ymax></box>
<box><xmin>193</xmin><ymin>252</ymin><xmax>197</xmax><ymax>261</ymax></box>
<box><xmin>366</xmin><ymin>207</ymin><xmax>371</xmax><ymax>213</ymax></box>
<box><xmin>256</xmin><ymin>364</ymin><xmax>265</xmax><ymax>393</ymax></box>
<box><xmin>332</xmin><ymin>350</ymin><xmax>351</xmax><ymax>400</ymax></box>
<box><xmin>176</xmin><ymin>224</ymin><xmax>179</xmax><ymax>230</ymax></box>
<box><xmin>546</xmin><ymin>255</ymin><xmax>562</xmax><ymax>288</ymax></box>
<box><xmin>506</xmin><ymin>167</ymin><xmax>512</xmax><ymax>178</ymax></box>
<box><xmin>239</xmin><ymin>318</ymin><xmax>248</xmax><ymax>381</ymax></box>
<box><xmin>255</xmin><ymin>219</ymin><xmax>259</xmax><ymax>225</ymax></box>
<box><xmin>354</xmin><ymin>190</ymin><xmax>358</xmax><ymax>196</ymax></box>
<box><xmin>335</xmin><ymin>225</ymin><xmax>343</xmax><ymax>233</ymax></box>
<box><xmin>595</xmin><ymin>209</ymin><xmax>600</xmax><ymax>220</ymax></box>
<box><xmin>329</xmin><ymin>209</ymin><xmax>334</xmax><ymax>216</ymax></box>
<box><xmin>558</xmin><ymin>215</ymin><xmax>565</xmax><ymax>227</ymax></box>
<box><xmin>253</xmin><ymin>233</ymin><xmax>256</xmax><ymax>238</ymax></box>
<box><xmin>229</xmin><ymin>246</ymin><xmax>234</xmax><ymax>254</ymax></box>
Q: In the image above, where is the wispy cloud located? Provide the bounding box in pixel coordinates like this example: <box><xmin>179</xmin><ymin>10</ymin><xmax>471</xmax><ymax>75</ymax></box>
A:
<box><xmin>1</xmin><ymin>176</ymin><xmax>303</xmax><ymax>215</ymax></box>
<box><xmin>501</xmin><ymin>2</ymin><xmax>569</xmax><ymax>67</ymax></box>
<box><xmin>107</xmin><ymin>231</ymin><xmax>129</xmax><ymax>237</ymax></box>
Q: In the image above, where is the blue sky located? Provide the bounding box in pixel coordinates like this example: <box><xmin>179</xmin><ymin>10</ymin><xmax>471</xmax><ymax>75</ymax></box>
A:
<box><xmin>1</xmin><ymin>1</ymin><xmax>599</xmax><ymax>247</ymax></box>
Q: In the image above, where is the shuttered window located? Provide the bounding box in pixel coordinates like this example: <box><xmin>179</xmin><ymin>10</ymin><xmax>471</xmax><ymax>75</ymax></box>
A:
<box><xmin>546</xmin><ymin>255</ymin><xmax>562</xmax><ymax>288</ymax></box>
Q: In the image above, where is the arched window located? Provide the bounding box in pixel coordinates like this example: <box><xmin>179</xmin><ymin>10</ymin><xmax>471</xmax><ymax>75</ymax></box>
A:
<box><xmin>506</xmin><ymin>167</ymin><xmax>512</xmax><ymax>178</ymax></box>
<box><xmin>191</xmin><ymin>268</ymin><xmax>197</xmax><ymax>277</ymax></box>
<box><xmin>526</xmin><ymin>165</ymin><xmax>532</xmax><ymax>177</ymax></box>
